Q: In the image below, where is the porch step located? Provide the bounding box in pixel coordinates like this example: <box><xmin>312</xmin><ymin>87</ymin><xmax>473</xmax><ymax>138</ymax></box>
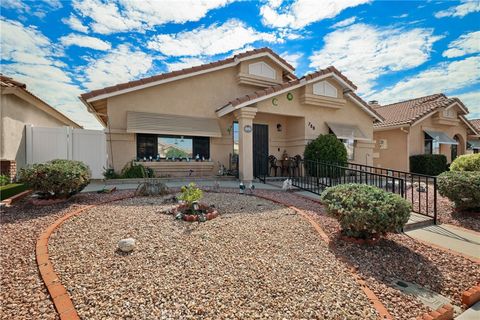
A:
<box><xmin>403</xmin><ymin>212</ymin><xmax>434</xmax><ymax>231</ymax></box>
<box><xmin>105</xmin><ymin>176</ymin><xmax>236</xmax><ymax>185</ymax></box>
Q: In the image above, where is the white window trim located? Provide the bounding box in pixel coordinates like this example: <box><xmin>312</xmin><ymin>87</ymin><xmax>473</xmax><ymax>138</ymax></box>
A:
<box><xmin>312</xmin><ymin>80</ymin><xmax>338</xmax><ymax>98</ymax></box>
<box><xmin>248</xmin><ymin>61</ymin><xmax>276</xmax><ymax>79</ymax></box>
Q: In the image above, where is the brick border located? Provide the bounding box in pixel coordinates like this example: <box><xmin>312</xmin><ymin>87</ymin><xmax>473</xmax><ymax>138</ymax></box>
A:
<box><xmin>1</xmin><ymin>189</ymin><xmax>32</xmax><ymax>206</ymax></box>
<box><xmin>462</xmin><ymin>283</ymin><xmax>480</xmax><ymax>307</ymax></box>
<box><xmin>416</xmin><ymin>304</ymin><xmax>453</xmax><ymax>320</ymax></box>
<box><xmin>254</xmin><ymin>193</ymin><xmax>394</xmax><ymax>320</ymax></box>
<box><xmin>36</xmin><ymin>195</ymin><xmax>133</xmax><ymax>320</ymax></box>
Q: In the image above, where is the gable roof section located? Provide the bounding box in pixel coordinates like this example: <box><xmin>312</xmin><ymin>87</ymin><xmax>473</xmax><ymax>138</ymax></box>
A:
<box><xmin>1</xmin><ymin>75</ymin><xmax>82</xmax><ymax>128</ymax></box>
<box><xmin>373</xmin><ymin>93</ymin><xmax>469</xmax><ymax>129</ymax></box>
<box><xmin>216</xmin><ymin>66</ymin><xmax>383</xmax><ymax>121</ymax></box>
<box><xmin>469</xmin><ymin>119</ymin><xmax>480</xmax><ymax>132</ymax></box>
<box><xmin>80</xmin><ymin>47</ymin><xmax>296</xmax><ymax>103</ymax></box>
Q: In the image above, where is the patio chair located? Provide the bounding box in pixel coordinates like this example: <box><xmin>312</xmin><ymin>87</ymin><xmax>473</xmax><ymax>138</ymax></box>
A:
<box><xmin>289</xmin><ymin>155</ymin><xmax>302</xmax><ymax>176</ymax></box>
<box><xmin>268</xmin><ymin>155</ymin><xmax>279</xmax><ymax>177</ymax></box>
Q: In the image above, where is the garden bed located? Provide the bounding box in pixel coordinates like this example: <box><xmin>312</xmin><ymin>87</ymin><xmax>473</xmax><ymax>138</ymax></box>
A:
<box><xmin>48</xmin><ymin>193</ymin><xmax>377</xmax><ymax>319</ymax></box>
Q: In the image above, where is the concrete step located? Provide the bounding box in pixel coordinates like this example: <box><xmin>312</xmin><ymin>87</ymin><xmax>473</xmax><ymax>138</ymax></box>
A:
<box><xmin>455</xmin><ymin>301</ymin><xmax>480</xmax><ymax>319</ymax></box>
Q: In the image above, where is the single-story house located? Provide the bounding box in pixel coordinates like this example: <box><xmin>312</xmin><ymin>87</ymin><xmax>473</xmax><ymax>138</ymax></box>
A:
<box><xmin>80</xmin><ymin>47</ymin><xmax>382</xmax><ymax>182</ymax></box>
<box><xmin>372</xmin><ymin>93</ymin><xmax>479</xmax><ymax>171</ymax></box>
<box><xmin>467</xmin><ymin>119</ymin><xmax>480</xmax><ymax>153</ymax></box>
<box><xmin>1</xmin><ymin>75</ymin><xmax>82</xmax><ymax>180</ymax></box>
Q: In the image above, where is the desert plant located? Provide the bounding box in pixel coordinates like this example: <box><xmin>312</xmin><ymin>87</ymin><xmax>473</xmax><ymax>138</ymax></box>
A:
<box><xmin>120</xmin><ymin>161</ymin><xmax>154</xmax><ymax>178</ymax></box>
<box><xmin>103</xmin><ymin>167</ymin><xmax>120</xmax><ymax>179</ymax></box>
<box><xmin>0</xmin><ymin>174</ymin><xmax>9</xmax><ymax>186</ymax></box>
<box><xmin>19</xmin><ymin>159</ymin><xmax>90</xmax><ymax>199</ymax></box>
<box><xmin>449</xmin><ymin>154</ymin><xmax>480</xmax><ymax>172</ymax></box>
<box><xmin>438</xmin><ymin>171</ymin><xmax>480</xmax><ymax>211</ymax></box>
<box><xmin>409</xmin><ymin>154</ymin><xmax>447</xmax><ymax>176</ymax></box>
<box><xmin>179</xmin><ymin>183</ymin><xmax>203</xmax><ymax>208</ymax></box>
<box><xmin>320</xmin><ymin>184</ymin><xmax>411</xmax><ymax>239</ymax></box>
<box><xmin>135</xmin><ymin>179</ymin><xmax>169</xmax><ymax>196</ymax></box>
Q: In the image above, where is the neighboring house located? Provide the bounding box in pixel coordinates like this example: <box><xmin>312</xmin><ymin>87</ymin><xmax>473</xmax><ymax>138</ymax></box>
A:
<box><xmin>372</xmin><ymin>94</ymin><xmax>479</xmax><ymax>171</ymax></box>
<box><xmin>467</xmin><ymin>119</ymin><xmax>480</xmax><ymax>153</ymax></box>
<box><xmin>0</xmin><ymin>75</ymin><xmax>82</xmax><ymax>180</ymax></box>
<box><xmin>80</xmin><ymin>47</ymin><xmax>382</xmax><ymax>182</ymax></box>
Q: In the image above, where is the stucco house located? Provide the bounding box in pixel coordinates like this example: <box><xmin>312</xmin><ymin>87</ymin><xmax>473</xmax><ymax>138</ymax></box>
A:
<box><xmin>372</xmin><ymin>93</ymin><xmax>479</xmax><ymax>171</ymax></box>
<box><xmin>1</xmin><ymin>75</ymin><xmax>81</xmax><ymax>180</ymax></box>
<box><xmin>467</xmin><ymin>119</ymin><xmax>480</xmax><ymax>153</ymax></box>
<box><xmin>80</xmin><ymin>48</ymin><xmax>382</xmax><ymax>182</ymax></box>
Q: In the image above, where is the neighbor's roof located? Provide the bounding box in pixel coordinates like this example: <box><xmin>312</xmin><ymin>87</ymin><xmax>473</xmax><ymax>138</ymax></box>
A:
<box><xmin>80</xmin><ymin>47</ymin><xmax>297</xmax><ymax>102</ymax></box>
<box><xmin>373</xmin><ymin>93</ymin><xmax>468</xmax><ymax>128</ymax></box>
<box><xmin>1</xmin><ymin>75</ymin><xmax>82</xmax><ymax>128</ymax></box>
<box><xmin>216</xmin><ymin>66</ymin><xmax>383</xmax><ymax>121</ymax></box>
<box><xmin>469</xmin><ymin>119</ymin><xmax>480</xmax><ymax>132</ymax></box>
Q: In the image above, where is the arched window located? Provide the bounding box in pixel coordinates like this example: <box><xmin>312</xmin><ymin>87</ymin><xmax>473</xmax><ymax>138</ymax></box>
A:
<box><xmin>451</xmin><ymin>135</ymin><xmax>460</xmax><ymax>161</ymax></box>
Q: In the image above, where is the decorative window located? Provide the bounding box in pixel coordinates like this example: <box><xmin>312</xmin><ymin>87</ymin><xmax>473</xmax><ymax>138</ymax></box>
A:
<box><xmin>136</xmin><ymin>133</ymin><xmax>209</xmax><ymax>160</ymax></box>
<box><xmin>312</xmin><ymin>81</ymin><xmax>338</xmax><ymax>98</ymax></box>
<box><xmin>443</xmin><ymin>108</ymin><xmax>455</xmax><ymax>118</ymax></box>
<box><xmin>248</xmin><ymin>61</ymin><xmax>276</xmax><ymax>79</ymax></box>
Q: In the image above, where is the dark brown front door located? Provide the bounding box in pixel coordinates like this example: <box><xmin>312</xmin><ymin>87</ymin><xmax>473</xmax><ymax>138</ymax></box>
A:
<box><xmin>253</xmin><ymin>124</ymin><xmax>268</xmax><ymax>177</ymax></box>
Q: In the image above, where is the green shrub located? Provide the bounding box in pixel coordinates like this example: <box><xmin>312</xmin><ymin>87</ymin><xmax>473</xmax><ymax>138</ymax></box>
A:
<box><xmin>19</xmin><ymin>159</ymin><xmax>90</xmax><ymax>199</ymax></box>
<box><xmin>450</xmin><ymin>154</ymin><xmax>480</xmax><ymax>172</ymax></box>
<box><xmin>438</xmin><ymin>171</ymin><xmax>480</xmax><ymax>211</ymax></box>
<box><xmin>410</xmin><ymin>154</ymin><xmax>447</xmax><ymax>176</ymax></box>
<box><xmin>0</xmin><ymin>183</ymin><xmax>28</xmax><ymax>201</ymax></box>
<box><xmin>103</xmin><ymin>167</ymin><xmax>120</xmax><ymax>179</ymax></box>
<box><xmin>304</xmin><ymin>134</ymin><xmax>347</xmax><ymax>178</ymax></box>
<box><xmin>0</xmin><ymin>174</ymin><xmax>9</xmax><ymax>186</ymax></box>
<box><xmin>120</xmin><ymin>161</ymin><xmax>154</xmax><ymax>179</ymax></box>
<box><xmin>320</xmin><ymin>184</ymin><xmax>411</xmax><ymax>239</ymax></box>
<box><xmin>179</xmin><ymin>183</ymin><xmax>203</xmax><ymax>208</ymax></box>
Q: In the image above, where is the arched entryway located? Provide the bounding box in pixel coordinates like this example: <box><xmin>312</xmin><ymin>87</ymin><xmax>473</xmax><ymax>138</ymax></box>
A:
<box><xmin>451</xmin><ymin>134</ymin><xmax>464</xmax><ymax>161</ymax></box>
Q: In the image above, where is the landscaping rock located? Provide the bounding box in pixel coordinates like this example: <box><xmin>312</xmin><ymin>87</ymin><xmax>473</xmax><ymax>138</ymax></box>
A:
<box><xmin>117</xmin><ymin>238</ymin><xmax>135</xmax><ymax>253</ymax></box>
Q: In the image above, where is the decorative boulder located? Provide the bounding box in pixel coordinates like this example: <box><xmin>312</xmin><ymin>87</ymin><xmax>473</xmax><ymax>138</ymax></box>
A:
<box><xmin>118</xmin><ymin>238</ymin><xmax>136</xmax><ymax>253</ymax></box>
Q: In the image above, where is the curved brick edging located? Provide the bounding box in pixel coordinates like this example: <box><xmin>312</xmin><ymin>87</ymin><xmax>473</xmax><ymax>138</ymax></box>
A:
<box><xmin>416</xmin><ymin>304</ymin><xmax>453</xmax><ymax>320</ymax></box>
<box><xmin>36</xmin><ymin>195</ymin><xmax>133</xmax><ymax>320</ymax></box>
<box><xmin>462</xmin><ymin>283</ymin><xmax>480</xmax><ymax>307</ymax></box>
<box><xmin>254</xmin><ymin>193</ymin><xmax>394</xmax><ymax>320</ymax></box>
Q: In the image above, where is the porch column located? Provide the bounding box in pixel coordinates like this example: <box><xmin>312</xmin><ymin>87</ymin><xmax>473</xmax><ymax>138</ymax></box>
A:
<box><xmin>234</xmin><ymin>107</ymin><xmax>257</xmax><ymax>182</ymax></box>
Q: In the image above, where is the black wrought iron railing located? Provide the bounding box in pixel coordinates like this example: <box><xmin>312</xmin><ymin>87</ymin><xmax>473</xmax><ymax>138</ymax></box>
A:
<box><xmin>253</xmin><ymin>151</ymin><xmax>268</xmax><ymax>183</ymax></box>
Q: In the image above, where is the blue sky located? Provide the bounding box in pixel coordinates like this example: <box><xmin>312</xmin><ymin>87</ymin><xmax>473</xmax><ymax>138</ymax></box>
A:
<box><xmin>1</xmin><ymin>0</ymin><xmax>479</xmax><ymax>129</ymax></box>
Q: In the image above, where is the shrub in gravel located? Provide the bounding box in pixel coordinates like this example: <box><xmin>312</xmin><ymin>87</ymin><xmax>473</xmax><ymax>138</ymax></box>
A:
<box><xmin>120</xmin><ymin>161</ymin><xmax>154</xmax><ymax>178</ymax></box>
<box><xmin>409</xmin><ymin>154</ymin><xmax>447</xmax><ymax>176</ymax></box>
<box><xmin>19</xmin><ymin>159</ymin><xmax>90</xmax><ymax>199</ymax></box>
<box><xmin>320</xmin><ymin>184</ymin><xmax>411</xmax><ymax>239</ymax></box>
<box><xmin>179</xmin><ymin>183</ymin><xmax>203</xmax><ymax>208</ymax></box>
<box><xmin>438</xmin><ymin>171</ymin><xmax>480</xmax><ymax>211</ymax></box>
<box><xmin>450</xmin><ymin>154</ymin><xmax>480</xmax><ymax>172</ymax></box>
<box><xmin>304</xmin><ymin>134</ymin><xmax>347</xmax><ymax>178</ymax></box>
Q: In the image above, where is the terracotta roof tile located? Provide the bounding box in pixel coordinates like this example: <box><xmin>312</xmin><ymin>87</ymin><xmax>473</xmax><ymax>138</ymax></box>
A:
<box><xmin>80</xmin><ymin>47</ymin><xmax>296</xmax><ymax>101</ymax></box>
<box><xmin>469</xmin><ymin>119</ymin><xmax>480</xmax><ymax>132</ymax></box>
<box><xmin>373</xmin><ymin>93</ymin><xmax>463</xmax><ymax>128</ymax></box>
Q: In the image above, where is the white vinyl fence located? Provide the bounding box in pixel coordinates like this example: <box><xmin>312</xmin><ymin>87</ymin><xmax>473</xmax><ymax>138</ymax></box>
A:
<box><xmin>25</xmin><ymin>125</ymin><xmax>106</xmax><ymax>179</ymax></box>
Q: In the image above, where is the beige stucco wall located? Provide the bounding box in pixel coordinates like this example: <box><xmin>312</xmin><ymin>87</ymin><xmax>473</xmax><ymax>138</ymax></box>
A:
<box><xmin>373</xmin><ymin>128</ymin><xmax>409</xmax><ymax>171</ymax></box>
<box><xmin>409</xmin><ymin>109</ymin><xmax>468</xmax><ymax>163</ymax></box>
<box><xmin>1</xmin><ymin>94</ymin><xmax>67</xmax><ymax>171</ymax></box>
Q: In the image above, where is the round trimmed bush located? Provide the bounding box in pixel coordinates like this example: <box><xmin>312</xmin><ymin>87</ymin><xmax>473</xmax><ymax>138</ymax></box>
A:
<box><xmin>19</xmin><ymin>159</ymin><xmax>90</xmax><ymax>199</ymax></box>
<box><xmin>450</xmin><ymin>154</ymin><xmax>480</xmax><ymax>172</ymax></box>
<box><xmin>320</xmin><ymin>184</ymin><xmax>411</xmax><ymax>239</ymax></box>
<box><xmin>438</xmin><ymin>171</ymin><xmax>480</xmax><ymax>211</ymax></box>
<box><xmin>304</xmin><ymin>134</ymin><xmax>348</xmax><ymax>166</ymax></box>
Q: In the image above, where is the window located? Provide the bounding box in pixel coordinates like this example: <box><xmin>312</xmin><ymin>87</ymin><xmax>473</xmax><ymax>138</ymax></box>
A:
<box><xmin>232</xmin><ymin>121</ymin><xmax>239</xmax><ymax>155</ymax></box>
<box><xmin>424</xmin><ymin>132</ymin><xmax>440</xmax><ymax>155</ymax></box>
<box><xmin>136</xmin><ymin>134</ymin><xmax>209</xmax><ymax>160</ymax></box>
<box><xmin>451</xmin><ymin>135</ymin><xmax>460</xmax><ymax>161</ymax></box>
<box><xmin>248</xmin><ymin>61</ymin><xmax>276</xmax><ymax>79</ymax></box>
<box><xmin>443</xmin><ymin>109</ymin><xmax>455</xmax><ymax>118</ymax></box>
<box><xmin>342</xmin><ymin>139</ymin><xmax>355</xmax><ymax>160</ymax></box>
<box><xmin>312</xmin><ymin>81</ymin><xmax>337</xmax><ymax>98</ymax></box>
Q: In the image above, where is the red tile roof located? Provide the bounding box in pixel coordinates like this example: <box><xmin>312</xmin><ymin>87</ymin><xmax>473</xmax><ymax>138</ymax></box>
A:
<box><xmin>216</xmin><ymin>66</ymin><xmax>383</xmax><ymax>120</ymax></box>
<box><xmin>469</xmin><ymin>119</ymin><xmax>480</xmax><ymax>132</ymax></box>
<box><xmin>80</xmin><ymin>47</ymin><xmax>297</xmax><ymax>101</ymax></box>
<box><xmin>373</xmin><ymin>93</ymin><xmax>468</xmax><ymax>128</ymax></box>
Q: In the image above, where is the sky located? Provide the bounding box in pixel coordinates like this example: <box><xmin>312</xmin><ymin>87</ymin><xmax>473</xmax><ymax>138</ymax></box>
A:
<box><xmin>1</xmin><ymin>0</ymin><xmax>479</xmax><ymax>129</ymax></box>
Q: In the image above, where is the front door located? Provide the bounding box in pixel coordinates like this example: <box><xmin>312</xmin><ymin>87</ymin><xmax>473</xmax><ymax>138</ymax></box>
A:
<box><xmin>253</xmin><ymin>124</ymin><xmax>269</xmax><ymax>178</ymax></box>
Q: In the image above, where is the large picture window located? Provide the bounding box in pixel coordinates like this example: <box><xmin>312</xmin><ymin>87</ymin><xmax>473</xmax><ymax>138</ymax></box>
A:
<box><xmin>136</xmin><ymin>134</ymin><xmax>210</xmax><ymax>160</ymax></box>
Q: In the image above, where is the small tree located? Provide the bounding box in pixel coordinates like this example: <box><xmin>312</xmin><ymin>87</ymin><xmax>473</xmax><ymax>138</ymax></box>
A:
<box><xmin>304</xmin><ymin>134</ymin><xmax>348</xmax><ymax>178</ymax></box>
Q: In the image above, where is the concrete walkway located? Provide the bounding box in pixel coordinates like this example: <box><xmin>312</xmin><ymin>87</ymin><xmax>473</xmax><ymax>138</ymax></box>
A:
<box><xmin>405</xmin><ymin>224</ymin><xmax>480</xmax><ymax>259</ymax></box>
<box><xmin>455</xmin><ymin>301</ymin><xmax>480</xmax><ymax>320</ymax></box>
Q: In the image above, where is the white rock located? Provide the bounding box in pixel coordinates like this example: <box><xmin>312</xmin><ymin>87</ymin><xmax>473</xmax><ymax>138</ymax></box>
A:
<box><xmin>118</xmin><ymin>238</ymin><xmax>136</xmax><ymax>253</ymax></box>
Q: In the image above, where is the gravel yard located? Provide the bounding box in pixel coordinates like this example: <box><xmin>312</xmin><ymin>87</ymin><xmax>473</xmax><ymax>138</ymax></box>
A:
<box><xmin>0</xmin><ymin>190</ymin><xmax>133</xmax><ymax>320</ymax></box>
<box><xmin>49</xmin><ymin>193</ymin><xmax>377</xmax><ymax>319</ymax></box>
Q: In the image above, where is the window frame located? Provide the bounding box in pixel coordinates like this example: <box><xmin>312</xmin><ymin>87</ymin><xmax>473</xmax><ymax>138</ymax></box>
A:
<box><xmin>136</xmin><ymin>133</ymin><xmax>210</xmax><ymax>160</ymax></box>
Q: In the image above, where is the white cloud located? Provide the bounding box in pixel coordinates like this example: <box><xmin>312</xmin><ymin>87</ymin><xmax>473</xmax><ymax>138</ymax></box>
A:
<box><xmin>165</xmin><ymin>57</ymin><xmax>209</xmax><ymax>72</ymax></box>
<box><xmin>62</xmin><ymin>14</ymin><xmax>89</xmax><ymax>33</ymax></box>
<box><xmin>60</xmin><ymin>34</ymin><xmax>111</xmax><ymax>51</ymax></box>
<box><xmin>72</xmin><ymin>0</ymin><xmax>235</xmax><ymax>34</ymax></box>
<box><xmin>443</xmin><ymin>31</ymin><xmax>480</xmax><ymax>58</ymax></box>
<box><xmin>81</xmin><ymin>44</ymin><xmax>154</xmax><ymax>91</ymax></box>
<box><xmin>331</xmin><ymin>17</ymin><xmax>357</xmax><ymax>28</ymax></box>
<box><xmin>147</xmin><ymin>19</ymin><xmax>279</xmax><ymax>56</ymax></box>
<box><xmin>0</xmin><ymin>18</ymin><xmax>101</xmax><ymax>129</ymax></box>
<box><xmin>280</xmin><ymin>52</ymin><xmax>302</xmax><ymax>69</ymax></box>
<box><xmin>260</xmin><ymin>0</ymin><xmax>370</xmax><ymax>29</ymax></box>
<box><xmin>309</xmin><ymin>23</ymin><xmax>442</xmax><ymax>95</ymax></box>
<box><xmin>435</xmin><ymin>0</ymin><xmax>480</xmax><ymax>18</ymax></box>
<box><xmin>371</xmin><ymin>57</ymin><xmax>480</xmax><ymax>105</ymax></box>
<box><xmin>393</xmin><ymin>13</ymin><xmax>408</xmax><ymax>18</ymax></box>
<box><xmin>0</xmin><ymin>0</ymin><xmax>24</xmax><ymax>10</ymax></box>
<box><xmin>457</xmin><ymin>91</ymin><xmax>480</xmax><ymax>119</ymax></box>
